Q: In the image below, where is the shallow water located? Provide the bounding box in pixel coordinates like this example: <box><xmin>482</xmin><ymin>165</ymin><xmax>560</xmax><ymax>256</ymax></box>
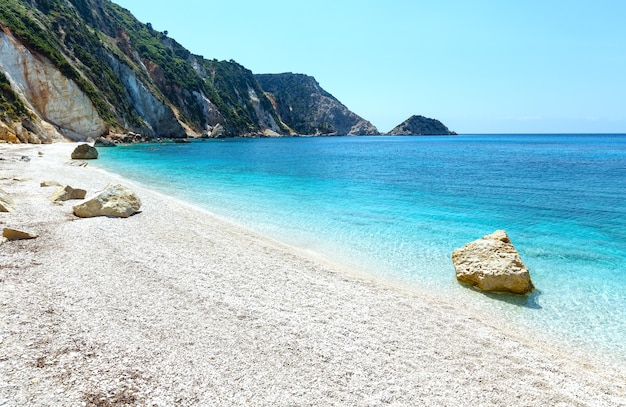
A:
<box><xmin>97</xmin><ymin>134</ymin><xmax>626</xmax><ymax>360</ymax></box>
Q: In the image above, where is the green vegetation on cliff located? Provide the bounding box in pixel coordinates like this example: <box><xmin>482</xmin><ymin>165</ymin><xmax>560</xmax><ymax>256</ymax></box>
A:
<box><xmin>0</xmin><ymin>0</ymin><xmax>117</xmax><ymax>125</ymax></box>
<box><xmin>256</xmin><ymin>73</ymin><xmax>379</xmax><ymax>136</ymax></box>
<box><xmin>202</xmin><ymin>59</ymin><xmax>287</xmax><ymax>134</ymax></box>
<box><xmin>0</xmin><ymin>0</ymin><xmax>286</xmax><ymax>136</ymax></box>
<box><xmin>0</xmin><ymin>71</ymin><xmax>29</xmax><ymax>122</ymax></box>
<box><xmin>0</xmin><ymin>0</ymin><xmax>376</xmax><ymax>139</ymax></box>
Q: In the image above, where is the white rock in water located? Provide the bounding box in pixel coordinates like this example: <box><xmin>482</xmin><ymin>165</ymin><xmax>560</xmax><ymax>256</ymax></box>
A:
<box><xmin>452</xmin><ymin>230</ymin><xmax>534</xmax><ymax>295</ymax></box>
<box><xmin>73</xmin><ymin>183</ymin><xmax>141</xmax><ymax>218</ymax></box>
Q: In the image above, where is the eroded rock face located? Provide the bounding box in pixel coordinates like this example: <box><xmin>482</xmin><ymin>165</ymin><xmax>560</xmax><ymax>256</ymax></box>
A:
<box><xmin>0</xmin><ymin>188</ymin><xmax>16</xmax><ymax>212</ymax></box>
<box><xmin>105</xmin><ymin>54</ymin><xmax>185</xmax><ymax>138</ymax></box>
<box><xmin>0</xmin><ymin>30</ymin><xmax>107</xmax><ymax>141</ymax></box>
<box><xmin>50</xmin><ymin>185</ymin><xmax>87</xmax><ymax>202</ymax></box>
<box><xmin>71</xmin><ymin>144</ymin><xmax>98</xmax><ymax>160</ymax></box>
<box><xmin>73</xmin><ymin>183</ymin><xmax>141</xmax><ymax>218</ymax></box>
<box><xmin>452</xmin><ymin>230</ymin><xmax>534</xmax><ymax>295</ymax></box>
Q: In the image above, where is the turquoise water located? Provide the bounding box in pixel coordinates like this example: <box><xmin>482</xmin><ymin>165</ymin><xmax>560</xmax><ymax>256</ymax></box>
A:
<box><xmin>97</xmin><ymin>134</ymin><xmax>626</xmax><ymax>360</ymax></box>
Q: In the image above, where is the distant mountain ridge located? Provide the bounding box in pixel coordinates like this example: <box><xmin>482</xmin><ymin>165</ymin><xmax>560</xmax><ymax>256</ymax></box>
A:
<box><xmin>0</xmin><ymin>0</ymin><xmax>451</xmax><ymax>143</ymax></box>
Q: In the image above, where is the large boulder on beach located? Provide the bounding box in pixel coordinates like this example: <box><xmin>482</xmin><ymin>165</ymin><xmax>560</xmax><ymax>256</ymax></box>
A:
<box><xmin>0</xmin><ymin>189</ymin><xmax>16</xmax><ymax>212</ymax></box>
<box><xmin>73</xmin><ymin>183</ymin><xmax>141</xmax><ymax>218</ymax></box>
<box><xmin>71</xmin><ymin>144</ymin><xmax>98</xmax><ymax>159</ymax></box>
<box><xmin>452</xmin><ymin>230</ymin><xmax>534</xmax><ymax>295</ymax></box>
<box><xmin>50</xmin><ymin>185</ymin><xmax>87</xmax><ymax>202</ymax></box>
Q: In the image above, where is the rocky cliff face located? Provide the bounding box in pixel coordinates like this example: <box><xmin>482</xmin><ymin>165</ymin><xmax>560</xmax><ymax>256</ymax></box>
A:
<box><xmin>0</xmin><ymin>0</ymin><xmax>376</xmax><ymax>143</ymax></box>
<box><xmin>1</xmin><ymin>0</ymin><xmax>454</xmax><ymax>144</ymax></box>
<box><xmin>104</xmin><ymin>53</ymin><xmax>185</xmax><ymax>138</ymax></box>
<box><xmin>387</xmin><ymin>115</ymin><xmax>456</xmax><ymax>136</ymax></box>
<box><xmin>0</xmin><ymin>28</ymin><xmax>106</xmax><ymax>142</ymax></box>
<box><xmin>256</xmin><ymin>73</ymin><xmax>379</xmax><ymax>136</ymax></box>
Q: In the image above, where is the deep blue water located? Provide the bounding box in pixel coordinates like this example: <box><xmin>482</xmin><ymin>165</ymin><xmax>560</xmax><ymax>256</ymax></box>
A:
<box><xmin>96</xmin><ymin>134</ymin><xmax>626</xmax><ymax>360</ymax></box>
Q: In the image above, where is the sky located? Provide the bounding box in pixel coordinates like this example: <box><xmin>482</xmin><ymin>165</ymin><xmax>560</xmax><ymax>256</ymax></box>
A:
<box><xmin>112</xmin><ymin>0</ymin><xmax>626</xmax><ymax>134</ymax></box>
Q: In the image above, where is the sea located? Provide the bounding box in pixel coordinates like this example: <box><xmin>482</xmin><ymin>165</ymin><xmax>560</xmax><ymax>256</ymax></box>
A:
<box><xmin>96</xmin><ymin>134</ymin><xmax>626</xmax><ymax>362</ymax></box>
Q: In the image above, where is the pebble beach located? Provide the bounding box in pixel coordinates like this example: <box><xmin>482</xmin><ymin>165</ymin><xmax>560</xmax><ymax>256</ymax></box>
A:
<box><xmin>1</xmin><ymin>143</ymin><xmax>625</xmax><ymax>406</ymax></box>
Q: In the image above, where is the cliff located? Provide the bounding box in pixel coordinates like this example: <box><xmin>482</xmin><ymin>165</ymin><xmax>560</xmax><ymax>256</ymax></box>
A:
<box><xmin>256</xmin><ymin>73</ymin><xmax>379</xmax><ymax>136</ymax></box>
<box><xmin>387</xmin><ymin>115</ymin><xmax>456</xmax><ymax>136</ymax></box>
<box><xmin>0</xmin><ymin>0</ymin><xmax>381</xmax><ymax>143</ymax></box>
<box><xmin>0</xmin><ymin>27</ymin><xmax>107</xmax><ymax>142</ymax></box>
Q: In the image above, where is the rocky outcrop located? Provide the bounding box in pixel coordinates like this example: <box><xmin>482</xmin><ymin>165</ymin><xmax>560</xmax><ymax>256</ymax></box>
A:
<box><xmin>209</xmin><ymin>124</ymin><xmax>226</xmax><ymax>138</ymax></box>
<box><xmin>452</xmin><ymin>230</ymin><xmax>534</xmax><ymax>295</ymax></box>
<box><xmin>94</xmin><ymin>137</ymin><xmax>116</xmax><ymax>147</ymax></box>
<box><xmin>0</xmin><ymin>188</ymin><xmax>16</xmax><ymax>212</ymax></box>
<box><xmin>73</xmin><ymin>184</ymin><xmax>141</xmax><ymax>218</ymax></box>
<box><xmin>388</xmin><ymin>115</ymin><xmax>456</xmax><ymax>136</ymax></box>
<box><xmin>0</xmin><ymin>121</ymin><xmax>19</xmax><ymax>143</ymax></box>
<box><xmin>3</xmin><ymin>227</ymin><xmax>38</xmax><ymax>240</ymax></box>
<box><xmin>256</xmin><ymin>73</ymin><xmax>379</xmax><ymax>136</ymax></box>
<box><xmin>0</xmin><ymin>29</ymin><xmax>108</xmax><ymax>141</ymax></box>
<box><xmin>246</xmin><ymin>87</ymin><xmax>283</xmax><ymax>136</ymax></box>
<box><xmin>192</xmin><ymin>91</ymin><xmax>224</xmax><ymax>136</ymax></box>
<box><xmin>71</xmin><ymin>144</ymin><xmax>98</xmax><ymax>160</ymax></box>
<box><xmin>50</xmin><ymin>185</ymin><xmax>87</xmax><ymax>202</ymax></box>
<box><xmin>0</xmin><ymin>103</ymin><xmax>61</xmax><ymax>144</ymax></box>
<box><xmin>105</xmin><ymin>53</ymin><xmax>185</xmax><ymax>138</ymax></box>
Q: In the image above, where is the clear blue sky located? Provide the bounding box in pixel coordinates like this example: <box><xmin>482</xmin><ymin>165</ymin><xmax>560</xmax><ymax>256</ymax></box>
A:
<box><xmin>112</xmin><ymin>0</ymin><xmax>626</xmax><ymax>133</ymax></box>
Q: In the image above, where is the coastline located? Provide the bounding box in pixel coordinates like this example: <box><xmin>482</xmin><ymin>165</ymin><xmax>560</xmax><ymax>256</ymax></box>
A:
<box><xmin>1</xmin><ymin>143</ymin><xmax>625</xmax><ymax>406</ymax></box>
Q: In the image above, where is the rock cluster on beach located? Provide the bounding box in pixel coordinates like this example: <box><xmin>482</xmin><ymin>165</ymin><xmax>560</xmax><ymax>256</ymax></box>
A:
<box><xmin>452</xmin><ymin>230</ymin><xmax>534</xmax><ymax>295</ymax></box>
<box><xmin>0</xmin><ymin>147</ymin><xmax>141</xmax><ymax>253</ymax></box>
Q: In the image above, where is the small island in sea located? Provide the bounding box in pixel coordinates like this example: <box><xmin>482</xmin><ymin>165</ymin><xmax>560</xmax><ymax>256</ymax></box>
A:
<box><xmin>387</xmin><ymin>115</ymin><xmax>457</xmax><ymax>136</ymax></box>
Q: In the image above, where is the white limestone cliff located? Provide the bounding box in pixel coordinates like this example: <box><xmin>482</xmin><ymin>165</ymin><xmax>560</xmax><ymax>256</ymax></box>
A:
<box><xmin>0</xmin><ymin>29</ymin><xmax>108</xmax><ymax>142</ymax></box>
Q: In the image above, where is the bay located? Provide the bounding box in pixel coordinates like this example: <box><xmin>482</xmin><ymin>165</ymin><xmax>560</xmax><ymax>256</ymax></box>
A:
<box><xmin>97</xmin><ymin>134</ymin><xmax>626</xmax><ymax>360</ymax></box>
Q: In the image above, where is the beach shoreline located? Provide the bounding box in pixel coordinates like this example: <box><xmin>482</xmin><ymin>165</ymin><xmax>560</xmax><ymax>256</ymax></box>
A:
<box><xmin>1</xmin><ymin>143</ymin><xmax>625</xmax><ymax>406</ymax></box>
